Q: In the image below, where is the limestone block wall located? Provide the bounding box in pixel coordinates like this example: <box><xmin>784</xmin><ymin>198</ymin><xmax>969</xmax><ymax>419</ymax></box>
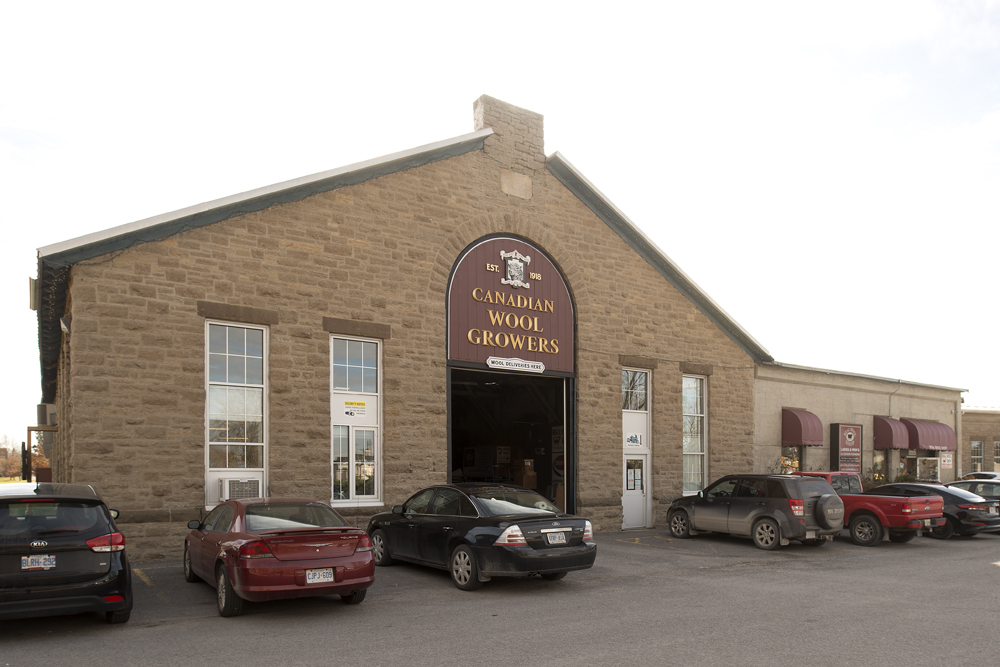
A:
<box><xmin>49</xmin><ymin>96</ymin><xmax>757</xmax><ymax>558</ymax></box>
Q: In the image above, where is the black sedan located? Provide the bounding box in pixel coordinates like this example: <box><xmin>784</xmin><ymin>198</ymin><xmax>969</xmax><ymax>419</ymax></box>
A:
<box><xmin>366</xmin><ymin>483</ymin><xmax>596</xmax><ymax>590</ymax></box>
<box><xmin>868</xmin><ymin>482</ymin><xmax>1000</xmax><ymax>539</ymax></box>
<box><xmin>946</xmin><ymin>480</ymin><xmax>1000</xmax><ymax>506</ymax></box>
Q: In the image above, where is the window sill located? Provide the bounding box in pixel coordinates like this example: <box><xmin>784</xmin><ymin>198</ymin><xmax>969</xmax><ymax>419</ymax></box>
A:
<box><xmin>330</xmin><ymin>500</ymin><xmax>385</xmax><ymax>509</ymax></box>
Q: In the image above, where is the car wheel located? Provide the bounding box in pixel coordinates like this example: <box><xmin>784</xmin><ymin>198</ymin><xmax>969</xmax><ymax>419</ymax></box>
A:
<box><xmin>751</xmin><ymin>518</ymin><xmax>780</xmax><ymax>550</ymax></box>
<box><xmin>217</xmin><ymin>567</ymin><xmax>246</xmax><ymax>617</ymax></box>
<box><xmin>541</xmin><ymin>571</ymin><xmax>567</xmax><ymax>581</ymax></box>
<box><xmin>888</xmin><ymin>531</ymin><xmax>917</xmax><ymax>543</ymax></box>
<box><xmin>371</xmin><ymin>529</ymin><xmax>394</xmax><ymax>566</ymax></box>
<box><xmin>668</xmin><ymin>510</ymin><xmax>691</xmax><ymax>538</ymax></box>
<box><xmin>801</xmin><ymin>538</ymin><xmax>826</xmax><ymax>547</ymax></box>
<box><xmin>106</xmin><ymin>610</ymin><xmax>131</xmax><ymax>624</ymax></box>
<box><xmin>450</xmin><ymin>545</ymin><xmax>483</xmax><ymax>591</ymax></box>
<box><xmin>183</xmin><ymin>543</ymin><xmax>199</xmax><ymax>583</ymax></box>
<box><xmin>341</xmin><ymin>589</ymin><xmax>367</xmax><ymax>604</ymax></box>
<box><xmin>849</xmin><ymin>514</ymin><xmax>884</xmax><ymax>547</ymax></box>
<box><xmin>928</xmin><ymin>518</ymin><xmax>955</xmax><ymax>540</ymax></box>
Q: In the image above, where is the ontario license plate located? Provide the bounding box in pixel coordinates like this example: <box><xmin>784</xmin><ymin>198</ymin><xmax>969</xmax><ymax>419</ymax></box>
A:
<box><xmin>22</xmin><ymin>554</ymin><xmax>56</xmax><ymax>570</ymax></box>
<box><xmin>546</xmin><ymin>532</ymin><xmax>567</xmax><ymax>545</ymax></box>
<box><xmin>305</xmin><ymin>568</ymin><xmax>333</xmax><ymax>584</ymax></box>
<box><xmin>990</xmin><ymin>507</ymin><xmax>998</xmax><ymax>515</ymax></box>
<box><xmin>924</xmin><ymin>519</ymin><xmax>932</xmax><ymax>527</ymax></box>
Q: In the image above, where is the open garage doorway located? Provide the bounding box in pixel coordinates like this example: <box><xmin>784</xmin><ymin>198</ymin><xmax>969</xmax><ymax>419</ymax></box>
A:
<box><xmin>449</xmin><ymin>369</ymin><xmax>573</xmax><ymax>512</ymax></box>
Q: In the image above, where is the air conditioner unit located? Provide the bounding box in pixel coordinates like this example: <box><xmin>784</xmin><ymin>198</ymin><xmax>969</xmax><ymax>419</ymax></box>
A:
<box><xmin>219</xmin><ymin>478</ymin><xmax>262</xmax><ymax>501</ymax></box>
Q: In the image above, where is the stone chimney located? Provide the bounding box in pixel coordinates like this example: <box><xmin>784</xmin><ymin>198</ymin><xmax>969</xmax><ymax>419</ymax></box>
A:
<box><xmin>473</xmin><ymin>95</ymin><xmax>545</xmax><ymax>174</ymax></box>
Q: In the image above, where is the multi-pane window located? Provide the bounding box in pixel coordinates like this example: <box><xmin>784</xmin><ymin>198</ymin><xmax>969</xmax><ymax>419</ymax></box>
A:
<box><xmin>207</xmin><ymin>323</ymin><xmax>265</xmax><ymax>469</ymax></box>
<box><xmin>994</xmin><ymin>442</ymin><xmax>1000</xmax><ymax>471</ymax></box>
<box><xmin>331</xmin><ymin>337</ymin><xmax>381</xmax><ymax>504</ymax></box>
<box><xmin>971</xmin><ymin>441</ymin><xmax>983</xmax><ymax>473</ymax></box>
<box><xmin>332</xmin><ymin>338</ymin><xmax>378</xmax><ymax>393</ymax></box>
<box><xmin>683</xmin><ymin>376</ymin><xmax>707</xmax><ymax>493</ymax></box>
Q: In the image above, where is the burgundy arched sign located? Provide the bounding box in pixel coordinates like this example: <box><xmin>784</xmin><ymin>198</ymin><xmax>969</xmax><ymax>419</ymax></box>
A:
<box><xmin>448</xmin><ymin>237</ymin><xmax>574</xmax><ymax>374</ymax></box>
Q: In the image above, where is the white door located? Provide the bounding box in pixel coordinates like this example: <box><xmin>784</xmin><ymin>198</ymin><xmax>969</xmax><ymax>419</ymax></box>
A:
<box><xmin>622</xmin><ymin>455</ymin><xmax>648</xmax><ymax>528</ymax></box>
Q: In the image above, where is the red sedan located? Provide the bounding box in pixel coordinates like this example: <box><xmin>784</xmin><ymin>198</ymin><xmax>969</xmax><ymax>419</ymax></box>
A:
<box><xmin>183</xmin><ymin>498</ymin><xmax>374</xmax><ymax>617</ymax></box>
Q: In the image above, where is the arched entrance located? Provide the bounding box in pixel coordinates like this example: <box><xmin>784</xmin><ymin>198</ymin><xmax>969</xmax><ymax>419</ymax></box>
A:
<box><xmin>446</xmin><ymin>236</ymin><xmax>576</xmax><ymax>512</ymax></box>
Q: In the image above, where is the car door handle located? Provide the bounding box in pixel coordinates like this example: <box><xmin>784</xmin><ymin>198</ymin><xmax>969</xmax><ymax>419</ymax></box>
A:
<box><xmin>441</xmin><ymin>527</ymin><xmax>453</xmax><ymax>531</ymax></box>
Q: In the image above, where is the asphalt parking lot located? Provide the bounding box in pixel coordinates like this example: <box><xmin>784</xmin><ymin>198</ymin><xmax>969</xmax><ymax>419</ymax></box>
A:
<box><xmin>4</xmin><ymin>529</ymin><xmax>999</xmax><ymax>667</ymax></box>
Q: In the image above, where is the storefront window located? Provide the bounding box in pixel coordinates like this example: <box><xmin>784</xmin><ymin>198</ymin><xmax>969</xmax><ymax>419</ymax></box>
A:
<box><xmin>972</xmin><ymin>441</ymin><xmax>983</xmax><ymax>473</ymax></box>
<box><xmin>871</xmin><ymin>450</ymin><xmax>887</xmax><ymax>484</ymax></box>
<box><xmin>682</xmin><ymin>376</ymin><xmax>707</xmax><ymax>493</ymax></box>
<box><xmin>781</xmin><ymin>446</ymin><xmax>801</xmax><ymax>473</ymax></box>
<box><xmin>994</xmin><ymin>441</ymin><xmax>1000</xmax><ymax>471</ymax></box>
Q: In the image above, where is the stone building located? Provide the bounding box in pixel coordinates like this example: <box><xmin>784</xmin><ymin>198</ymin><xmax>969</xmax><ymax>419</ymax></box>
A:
<box><xmin>35</xmin><ymin>96</ymin><xmax>773</xmax><ymax>559</ymax></box>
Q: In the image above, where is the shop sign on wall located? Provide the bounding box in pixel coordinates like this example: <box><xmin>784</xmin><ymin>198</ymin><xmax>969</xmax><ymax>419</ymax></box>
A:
<box><xmin>830</xmin><ymin>423</ymin><xmax>863</xmax><ymax>474</ymax></box>
<box><xmin>448</xmin><ymin>237</ymin><xmax>574</xmax><ymax>374</ymax></box>
<box><xmin>940</xmin><ymin>451</ymin><xmax>953</xmax><ymax>469</ymax></box>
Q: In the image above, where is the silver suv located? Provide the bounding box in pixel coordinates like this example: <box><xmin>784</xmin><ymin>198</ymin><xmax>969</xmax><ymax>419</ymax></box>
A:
<box><xmin>667</xmin><ymin>474</ymin><xmax>845</xmax><ymax>550</ymax></box>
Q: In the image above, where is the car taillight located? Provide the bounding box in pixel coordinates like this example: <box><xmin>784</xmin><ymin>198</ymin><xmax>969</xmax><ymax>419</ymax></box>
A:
<box><xmin>87</xmin><ymin>532</ymin><xmax>125</xmax><ymax>553</ymax></box>
<box><xmin>239</xmin><ymin>541</ymin><xmax>275</xmax><ymax>559</ymax></box>
<box><xmin>957</xmin><ymin>504</ymin><xmax>987</xmax><ymax>512</ymax></box>
<box><xmin>788</xmin><ymin>499</ymin><xmax>804</xmax><ymax>517</ymax></box>
<box><xmin>583</xmin><ymin>520</ymin><xmax>595</xmax><ymax>543</ymax></box>
<box><xmin>355</xmin><ymin>533</ymin><xmax>373</xmax><ymax>552</ymax></box>
<box><xmin>901</xmin><ymin>502</ymin><xmax>912</xmax><ymax>514</ymax></box>
<box><xmin>494</xmin><ymin>525</ymin><xmax>527</xmax><ymax>546</ymax></box>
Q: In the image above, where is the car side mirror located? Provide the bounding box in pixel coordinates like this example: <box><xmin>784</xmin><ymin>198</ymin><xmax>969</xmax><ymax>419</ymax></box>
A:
<box><xmin>392</xmin><ymin>505</ymin><xmax>404</xmax><ymax>515</ymax></box>
<box><xmin>187</xmin><ymin>519</ymin><xmax>202</xmax><ymax>530</ymax></box>
<box><xmin>109</xmin><ymin>509</ymin><xmax>120</xmax><ymax>520</ymax></box>
<box><xmin>698</xmin><ymin>491</ymin><xmax>704</xmax><ymax>499</ymax></box>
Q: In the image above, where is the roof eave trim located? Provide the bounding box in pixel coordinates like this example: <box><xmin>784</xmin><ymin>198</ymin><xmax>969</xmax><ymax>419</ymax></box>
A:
<box><xmin>762</xmin><ymin>361</ymin><xmax>968</xmax><ymax>394</ymax></box>
<box><xmin>545</xmin><ymin>151</ymin><xmax>773</xmax><ymax>363</ymax></box>
<box><xmin>38</xmin><ymin>128</ymin><xmax>494</xmax><ymax>267</ymax></box>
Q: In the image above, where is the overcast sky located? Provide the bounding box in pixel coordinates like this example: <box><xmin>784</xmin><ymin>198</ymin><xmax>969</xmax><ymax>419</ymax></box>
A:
<box><xmin>2</xmin><ymin>1</ymin><xmax>998</xmax><ymax>443</ymax></box>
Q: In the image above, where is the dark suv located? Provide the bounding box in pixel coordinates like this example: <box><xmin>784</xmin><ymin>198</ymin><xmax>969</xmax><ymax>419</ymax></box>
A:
<box><xmin>667</xmin><ymin>474</ymin><xmax>845</xmax><ymax>550</ymax></box>
<box><xmin>0</xmin><ymin>483</ymin><xmax>133</xmax><ymax>624</ymax></box>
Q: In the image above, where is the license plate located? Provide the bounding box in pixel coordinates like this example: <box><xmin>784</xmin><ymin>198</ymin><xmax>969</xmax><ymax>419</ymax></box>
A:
<box><xmin>924</xmin><ymin>519</ymin><xmax>932</xmax><ymax>527</ymax></box>
<box><xmin>305</xmin><ymin>568</ymin><xmax>333</xmax><ymax>584</ymax></box>
<box><xmin>805</xmin><ymin>531</ymin><xmax>816</xmax><ymax>539</ymax></box>
<box><xmin>22</xmin><ymin>554</ymin><xmax>56</xmax><ymax>570</ymax></box>
<box><xmin>546</xmin><ymin>532</ymin><xmax>567</xmax><ymax>545</ymax></box>
<box><xmin>990</xmin><ymin>507</ymin><xmax>998</xmax><ymax>515</ymax></box>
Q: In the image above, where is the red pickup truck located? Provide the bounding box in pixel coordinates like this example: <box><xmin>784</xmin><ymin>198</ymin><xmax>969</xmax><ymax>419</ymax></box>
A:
<box><xmin>792</xmin><ymin>472</ymin><xmax>945</xmax><ymax>546</ymax></box>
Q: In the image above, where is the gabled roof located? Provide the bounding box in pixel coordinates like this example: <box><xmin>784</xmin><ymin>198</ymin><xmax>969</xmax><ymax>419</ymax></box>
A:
<box><xmin>36</xmin><ymin>126</ymin><xmax>772</xmax><ymax>401</ymax></box>
<box><xmin>546</xmin><ymin>152</ymin><xmax>772</xmax><ymax>364</ymax></box>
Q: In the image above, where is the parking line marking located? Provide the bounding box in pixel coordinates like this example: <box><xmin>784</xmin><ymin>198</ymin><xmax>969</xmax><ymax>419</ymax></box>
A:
<box><xmin>133</xmin><ymin>568</ymin><xmax>155</xmax><ymax>587</ymax></box>
<box><xmin>133</xmin><ymin>567</ymin><xmax>170</xmax><ymax>602</ymax></box>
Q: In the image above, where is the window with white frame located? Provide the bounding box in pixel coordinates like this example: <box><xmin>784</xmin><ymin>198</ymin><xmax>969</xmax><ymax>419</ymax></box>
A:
<box><xmin>330</xmin><ymin>336</ymin><xmax>381</xmax><ymax>505</ymax></box>
<box><xmin>994</xmin><ymin>441</ymin><xmax>1000</xmax><ymax>471</ymax></box>
<box><xmin>971</xmin><ymin>441</ymin><xmax>983</xmax><ymax>473</ymax></box>
<box><xmin>207</xmin><ymin>323</ymin><xmax>266</xmax><ymax>470</ymax></box>
<box><xmin>682</xmin><ymin>376</ymin><xmax>707</xmax><ymax>493</ymax></box>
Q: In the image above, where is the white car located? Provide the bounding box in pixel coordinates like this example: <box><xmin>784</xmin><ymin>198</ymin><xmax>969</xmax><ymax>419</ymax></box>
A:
<box><xmin>961</xmin><ymin>472</ymin><xmax>1000</xmax><ymax>480</ymax></box>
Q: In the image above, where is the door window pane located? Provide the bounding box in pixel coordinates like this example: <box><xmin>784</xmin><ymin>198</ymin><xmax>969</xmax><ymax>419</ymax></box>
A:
<box><xmin>621</xmin><ymin>370</ymin><xmax>648</xmax><ymax>411</ymax></box>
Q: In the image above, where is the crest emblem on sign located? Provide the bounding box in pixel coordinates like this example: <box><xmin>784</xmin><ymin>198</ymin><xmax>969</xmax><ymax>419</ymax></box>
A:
<box><xmin>500</xmin><ymin>250</ymin><xmax>531</xmax><ymax>289</ymax></box>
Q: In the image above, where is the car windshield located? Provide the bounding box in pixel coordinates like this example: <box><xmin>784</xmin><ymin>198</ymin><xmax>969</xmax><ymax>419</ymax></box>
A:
<box><xmin>0</xmin><ymin>501</ymin><xmax>107</xmax><ymax>538</ymax></box>
<box><xmin>471</xmin><ymin>491</ymin><xmax>560</xmax><ymax>516</ymax></box>
<box><xmin>245</xmin><ymin>502</ymin><xmax>349</xmax><ymax>531</ymax></box>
